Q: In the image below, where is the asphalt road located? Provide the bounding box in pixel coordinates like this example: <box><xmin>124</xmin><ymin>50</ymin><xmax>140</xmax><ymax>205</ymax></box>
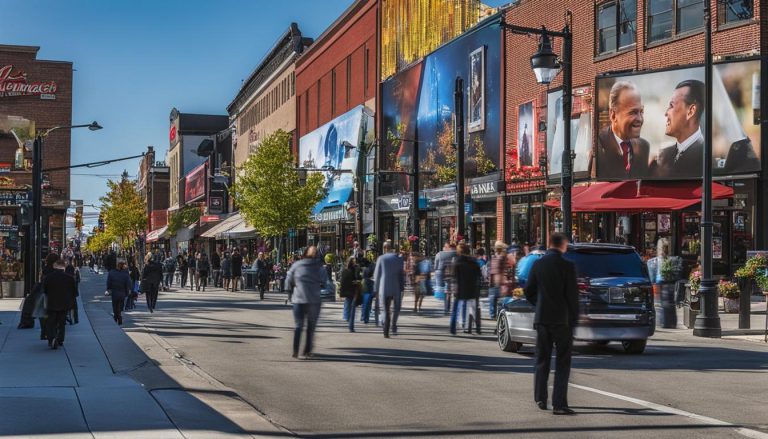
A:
<box><xmin>82</xmin><ymin>270</ymin><xmax>768</xmax><ymax>438</ymax></box>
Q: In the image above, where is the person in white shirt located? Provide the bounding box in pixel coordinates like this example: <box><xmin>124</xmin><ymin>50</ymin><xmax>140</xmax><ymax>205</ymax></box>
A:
<box><xmin>653</xmin><ymin>80</ymin><xmax>705</xmax><ymax>178</ymax></box>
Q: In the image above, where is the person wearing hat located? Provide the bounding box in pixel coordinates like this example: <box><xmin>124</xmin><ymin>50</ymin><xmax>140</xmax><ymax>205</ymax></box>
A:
<box><xmin>488</xmin><ymin>240</ymin><xmax>509</xmax><ymax>319</ymax></box>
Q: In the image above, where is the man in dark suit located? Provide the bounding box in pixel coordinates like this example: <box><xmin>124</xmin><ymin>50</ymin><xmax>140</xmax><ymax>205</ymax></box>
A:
<box><xmin>524</xmin><ymin>233</ymin><xmax>579</xmax><ymax>415</ymax></box>
<box><xmin>42</xmin><ymin>259</ymin><xmax>78</xmax><ymax>349</ymax></box>
<box><xmin>597</xmin><ymin>81</ymin><xmax>650</xmax><ymax>179</ymax></box>
<box><xmin>653</xmin><ymin>80</ymin><xmax>705</xmax><ymax>178</ymax></box>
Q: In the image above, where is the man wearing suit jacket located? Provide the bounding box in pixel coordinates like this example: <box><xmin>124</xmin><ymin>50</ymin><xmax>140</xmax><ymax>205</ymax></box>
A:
<box><xmin>42</xmin><ymin>259</ymin><xmax>78</xmax><ymax>349</ymax></box>
<box><xmin>653</xmin><ymin>80</ymin><xmax>705</xmax><ymax>178</ymax></box>
<box><xmin>373</xmin><ymin>240</ymin><xmax>405</xmax><ymax>338</ymax></box>
<box><xmin>524</xmin><ymin>233</ymin><xmax>579</xmax><ymax>415</ymax></box>
<box><xmin>597</xmin><ymin>81</ymin><xmax>650</xmax><ymax>179</ymax></box>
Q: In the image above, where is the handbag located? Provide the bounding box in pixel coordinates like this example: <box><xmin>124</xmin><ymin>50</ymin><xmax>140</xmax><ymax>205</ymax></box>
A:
<box><xmin>31</xmin><ymin>293</ymin><xmax>47</xmax><ymax>318</ymax></box>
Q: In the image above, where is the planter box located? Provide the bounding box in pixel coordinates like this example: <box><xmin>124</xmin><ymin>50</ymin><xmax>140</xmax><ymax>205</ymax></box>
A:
<box><xmin>1</xmin><ymin>281</ymin><xmax>25</xmax><ymax>298</ymax></box>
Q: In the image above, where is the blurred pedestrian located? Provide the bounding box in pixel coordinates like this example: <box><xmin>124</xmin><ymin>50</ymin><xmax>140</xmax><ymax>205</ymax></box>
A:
<box><xmin>416</xmin><ymin>255</ymin><xmax>432</xmax><ymax>313</ymax></box>
<box><xmin>489</xmin><ymin>241</ymin><xmax>508</xmax><ymax>320</ymax></box>
<box><xmin>231</xmin><ymin>249</ymin><xmax>243</xmax><ymax>292</ymax></box>
<box><xmin>524</xmin><ymin>233</ymin><xmax>579</xmax><ymax>415</ymax></box>
<box><xmin>221</xmin><ymin>252</ymin><xmax>232</xmax><ymax>291</ymax></box>
<box><xmin>255</xmin><ymin>252</ymin><xmax>269</xmax><ymax>300</ymax></box>
<box><xmin>64</xmin><ymin>262</ymin><xmax>80</xmax><ymax>325</ymax></box>
<box><xmin>141</xmin><ymin>252</ymin><xmax>163</xmax><ymax>313</ymax></box>
<box><xmin>360</xmin><ymin>256</ymin><xmax>374</xmax><ymax>323</ymax></box>
<box><xmin>197</xmin><ymin>252</ymin><xmax>210</xmax><ymax>291</ymax></box>
<box><xmin>126</xmin><ymin>257</ymin><xmax>140</xmax><ymax>310</ymax></box>
<box><xmin>106</xmin><ymin>261</ymin><xmax>132</xmax><ymax>326</ymax></box>
<box><xmin>42</xmin><ymin>259</ymin><xmax>78</xmax><ymax>349</ymax></box>
<box><xmin>284</xmin><ymin>246</ymin><xmax>326</xmax><ymax>359</ymax></box>
<box><xmin>339</xmin><ymin>257</ymin><xmax>361</xmax><ymax>332</ymax></box>
<box><xmin>162</xmin><ymin>252</ymin><xmax>176</xmax><ymax>291</ymax></box>
<box><xmin>188</xmin><ymin>252</ymin><xmax>198</xmax><ymax>291</ymax></box>
<box><xmin>36</xmin><ymin>253</ymin><xmax>59</xmax><ymax>340</ymax></box>
<box><xmin>452</xmin><ymin>244</ymin><xmax>481</xmax><ymax>335</ymax></box>
<box><xmin>211</xmin><ymin>248</ymin><xmax>222</xmax><ymax>288</ymax></box>
<box><xmin>434</xmin><ymin>242</ymin><xmax>457</xmax><ymax>315</ymax></box>
<box><xmin>178</xmin><ymin>253</ymin><xmax>188</xmax><ymax>288</ymax></box>
<box><xmin>373</xmin><ymin>241</ymin><xmax>405</xmax><ymax>338</ymax></box>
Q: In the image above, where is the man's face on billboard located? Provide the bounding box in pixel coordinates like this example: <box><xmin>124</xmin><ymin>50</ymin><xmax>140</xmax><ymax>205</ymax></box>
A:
<box><xmin>664</xmin><ymin>86</ymin><xmax>696</xmax><ymax>140</ymax></box>
<box><xmin>610</xmin><ymin>88</ymin><xmax>644</xmax><ymax>140</ymax></box>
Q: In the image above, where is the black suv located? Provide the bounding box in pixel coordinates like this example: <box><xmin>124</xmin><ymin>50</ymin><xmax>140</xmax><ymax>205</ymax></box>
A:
<box><xmin>497</xmin><ymin>243</ymin><xmax>655</xmax><ymax>354</ymax></box>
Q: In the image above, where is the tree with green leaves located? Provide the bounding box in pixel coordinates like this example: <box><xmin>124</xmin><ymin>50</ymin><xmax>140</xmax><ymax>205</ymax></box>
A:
<box><xmin>167</xmin><ymin>205</ymin><xmax>201</xmax><ymax>235</ymax></box>
<box><xmin>99</xmin><ymin>172</ymin><xmax>146</xmax><ymax>252</ymax></box>
<box><xmin>231</xmin><ymin>129</ymin><xmax>324</xmax><ymax>256</ymax></box>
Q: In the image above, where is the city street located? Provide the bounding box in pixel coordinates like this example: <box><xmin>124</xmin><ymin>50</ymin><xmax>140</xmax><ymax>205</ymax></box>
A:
<box><xmin>78</xmin><ymin>270</ymin><xmax>768</xmax><ymax>438</ymax></box>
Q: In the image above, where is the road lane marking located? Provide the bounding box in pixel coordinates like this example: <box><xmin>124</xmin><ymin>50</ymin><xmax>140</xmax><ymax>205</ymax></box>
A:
<box><xmin>570</xmin><ymin>383</ymin><xmax>768</xmax><ymax>439</ymax></box>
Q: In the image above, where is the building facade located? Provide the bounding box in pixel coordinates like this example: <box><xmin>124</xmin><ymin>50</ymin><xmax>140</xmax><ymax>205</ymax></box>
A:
<box><xmin>0</xmin><ymin>44</ymin><xmax>73</xmax><ymax>295</ymax></box>
<box><xmin>295</xmin><ymin>0</ymin><xmax>378</xmax><ymax>253</ymax></box>
<box><xmin>502</xmin><ymin>0</ymin><xmax>765</xmax><ymax>277</ymax></box>
<box><xmin>137</xmin><ymin>146</ymin><xmax>170</xmax><ymax>250</ymax></box>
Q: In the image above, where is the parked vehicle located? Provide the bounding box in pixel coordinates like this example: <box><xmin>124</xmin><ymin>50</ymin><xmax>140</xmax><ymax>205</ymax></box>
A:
<box><xmin>497</xmin><ymin>244</ymin><xmax>655</xmax><ymax>354</ymax></box>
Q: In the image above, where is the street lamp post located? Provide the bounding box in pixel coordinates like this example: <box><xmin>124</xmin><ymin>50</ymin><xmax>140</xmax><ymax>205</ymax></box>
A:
<box><xmin>538</xmin><ymin>154</ymin><xmax>548</xmax><ymax>246</ymax></box>
<box><xmin>503</xmin><ymin>20</ymin><xmax>573</xmax><ymax>240</ymax></box>
<box><xmin>694</xmin><ymin>3</ymin><xmax>722</xmax><ymax>338</ymax></box>
<box><xmin>29</xmin><ymin>121</ymin><xmax>101</xmax><ymax>290</ymax></box>
<box><xmin>454</xmin><ymin>77</ymin><xmax>466</xmax><ymax>242</ymax></box>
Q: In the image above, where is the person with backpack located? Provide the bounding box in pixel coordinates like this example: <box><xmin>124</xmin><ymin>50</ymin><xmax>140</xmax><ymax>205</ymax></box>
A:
<box><xmin>162</xmin><ymin>252</ymin><xmax>176</xmax><ymax>291</ymax></box>
<box><xmin>196</xmin><ymin>252</ymin><xmax>211</xmax><ymax>292</ymax></box>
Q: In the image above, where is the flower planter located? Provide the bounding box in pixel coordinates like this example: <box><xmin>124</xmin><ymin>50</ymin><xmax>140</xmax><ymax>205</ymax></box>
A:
<box><xmin>723</xmin><ymin>297</ymin><xmax>740</xmax><ymax>313</ymax></box>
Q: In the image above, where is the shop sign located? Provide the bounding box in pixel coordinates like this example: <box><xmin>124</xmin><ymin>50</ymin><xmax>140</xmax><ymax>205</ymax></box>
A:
<box><xmin>398</xmin><ymin>194</ymin><xmax>411</xmax><ymax>210</ymax></box>
<box><xmin>0</xmin><ymin>65</ymin><xmax>57</xmax><ymax>99</ymax></box>
<box><xmin>200</xmin><ymin>215</ymin><xmax>219</xmax><ymax>223</ymax></box>
<box><xmin>209</xmin><ymin>196</ymin><xmax>223</xmax><ymax>214</ymax></box>
<box><xmin>184</xmin><ymin>163</ymin><xmax>206</xmax><ymax>203</ymax></box>
<box><xmin>469</xmin><ymin>180</ymin><xmax>502</xmax><ymax>199</ymax></box>
<box><xmin>314</xmin><ymin>208</ymin><xmax>351</xmax><ymax>223</ymax></box>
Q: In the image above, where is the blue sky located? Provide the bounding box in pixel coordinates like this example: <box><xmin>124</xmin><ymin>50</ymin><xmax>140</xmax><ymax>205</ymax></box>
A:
<box><xmin>1</xmin><ymin>0</ymin><xmax>507</xmax><ymax>227</ymax></box>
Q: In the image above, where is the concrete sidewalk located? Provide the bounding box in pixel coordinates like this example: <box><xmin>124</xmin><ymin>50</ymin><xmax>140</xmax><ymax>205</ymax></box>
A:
<box><xmin>0</xmin><ymin>271</ymin><xmax>289</xmax><ymax>438</ymax></box>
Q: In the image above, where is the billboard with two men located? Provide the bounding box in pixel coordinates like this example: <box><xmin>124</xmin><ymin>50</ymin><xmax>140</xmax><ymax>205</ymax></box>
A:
<box><xmin>595</xmin><ymin>59</ymin><xmax>760</xmax><ymax>180</ymax></box>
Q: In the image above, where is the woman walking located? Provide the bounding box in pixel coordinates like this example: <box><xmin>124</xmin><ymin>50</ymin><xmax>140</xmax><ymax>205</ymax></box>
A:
<box><xmin>339</xmin><ymin>257</ymin><xmax>361</xmax><ymax>332</ymax></box>
<box><xmin>221</xmin><ymin>252</ymin><xmax>232</xmax><ymax>291</ymax></box>
<box><xmin>64</xmin><ymin>262</ymin><xmax>80</xmax><ymax>325</ymax></box>
<box><xmin>231</xmin><ymin>249</ymin><xmax>243</xmax><ymax>292</ymax></box>
<box><xmin>255</xmin><ymin>252</ymin><xmax>270</xmax><ymax>300</ymax></box>
<box><xmin>197</xmin><ymin>253</ymin><xmax>210</xmax><ymax>291</ymax></box>
<box><xmin>177</xmin><ymin>254</ymin><xmax>188</xmax><ymax>288</ymax></box>
<box><xmin>360</xmin><ymin>257</ymin><xmax>374</xmax><ymax>323</ymax></box>
<box><xmin>126</xmin><ymin>257</ymin><xmax>140</xmax><ymax>310</ymax></box>
<box><xmin>284</xmin><ymin>246</ymin><xmax>326</xmax><ymax>359</ymax></box>
<box><xmin>141</xmin><ymin>253</ymin><xmax>163</xmax><ymax>313</ymax></box>
<box><xmin>106</xmin><ymin>261</ymin><xmax>132</xmax><ymax>325</ymax></box>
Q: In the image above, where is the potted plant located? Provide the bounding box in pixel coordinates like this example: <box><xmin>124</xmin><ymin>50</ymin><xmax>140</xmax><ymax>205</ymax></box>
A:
<box><xmin>734</xmin><ymin>254</ymin><xmax>767</xmax><ymax>298</ymax></box>
<box><xmin>718</xmin><ymin>279</ymin><xmax>741</xmax><ymax>313</ymax></box>
<box><xmin>689</xmin><ymin>270</ymin><xmax>702</xmax><ymax>298</ymax></box>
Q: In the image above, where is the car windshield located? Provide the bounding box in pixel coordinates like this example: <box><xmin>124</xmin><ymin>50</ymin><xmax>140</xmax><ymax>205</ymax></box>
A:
<box><xmin>564</xmin><ymin>249</ymin><xmax>646</xmax><ymax>279</ymax></box>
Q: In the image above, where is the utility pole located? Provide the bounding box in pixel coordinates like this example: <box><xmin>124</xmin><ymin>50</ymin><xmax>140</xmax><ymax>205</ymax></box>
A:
<box><xmin>455</xmin><ymin>77</ymin><xmax>465</xmax><ymax>241</ymax></box>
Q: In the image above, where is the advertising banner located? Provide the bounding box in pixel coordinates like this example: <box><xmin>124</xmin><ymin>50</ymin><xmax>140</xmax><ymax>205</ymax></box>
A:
<box><xmin>381</xmin><ymin>20</ymin><xmax>501</xmax><ymax>193</ymax></box>
<box><xmin>184</xmin><ymin>162</ymin><xmax>207</xmax><ymax>203</ymax></box>
<box><xmin>299</xmin><ymin>105</ymin><xmax>373</xmax><ymax>217</ymax></box>
<box><xmin>596</xmin><ymin>59</ymin><xmax>761</xmax><ymax>180</ymax></box>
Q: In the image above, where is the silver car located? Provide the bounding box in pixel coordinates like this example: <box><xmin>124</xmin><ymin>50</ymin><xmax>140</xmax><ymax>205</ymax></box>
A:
<box><xmin>496</xmin><ymin>244</ymin><xmax>655</xmax><ymax>355</ymax></box>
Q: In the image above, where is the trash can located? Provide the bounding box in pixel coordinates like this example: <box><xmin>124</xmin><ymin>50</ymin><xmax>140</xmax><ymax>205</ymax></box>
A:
<box><xmin>659</xmin><ymin>282</ymin><xmax>678</xmax><ymax>328</ymax></box>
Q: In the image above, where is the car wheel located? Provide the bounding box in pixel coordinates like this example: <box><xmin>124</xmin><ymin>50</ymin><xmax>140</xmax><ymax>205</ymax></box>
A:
<box><xmin>496</xmin><ymin>314</ymin><xmax>522</xmax><ymax>353</ymax></box>
<box><xmin>621</xmin><ymin>340</ymin><xmax>647</xmax><ymax>354</ymax></box>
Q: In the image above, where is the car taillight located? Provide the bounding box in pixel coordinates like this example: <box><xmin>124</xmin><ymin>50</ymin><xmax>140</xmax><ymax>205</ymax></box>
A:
<box><xmin>577</xmin><ymin>277</ymin><xmax>590</xmax><ymax>295</ymax></box>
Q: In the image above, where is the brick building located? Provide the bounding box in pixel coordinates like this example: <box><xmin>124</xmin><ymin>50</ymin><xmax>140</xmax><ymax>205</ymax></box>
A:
<box><xmin>502</xmin><ymin>0</ymin><xmax>766</xmax><ymax>276</ymax></box>
<box><xmin>294</xmin><ymin>0</ymin><xmax>378</xmax><ymax>253</ymax></box>
<box><xmin>137</xmin><ymin>146</ymin><xmax>170</xmax><ymax>250</ymax></box>
<box><xmin>0</xmin><ymin>44</ymin><xmax>73</xmax><ymax>294</ymax></box>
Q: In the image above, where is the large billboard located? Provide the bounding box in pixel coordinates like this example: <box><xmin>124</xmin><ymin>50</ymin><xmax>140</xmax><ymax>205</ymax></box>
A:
<box><xmin>299</xmin><ymin>105</ymin><xmax>373</xmax><ymax>216</ymax></box>
<box><xmin>596</xmin><ymin>59</ymin><xmax>761</xmax><ymax>180</ymax></box>
<box><xmin>381</xmin><ymin>19</ymin><xmax>501</xmax><ymax>193</ymax></box>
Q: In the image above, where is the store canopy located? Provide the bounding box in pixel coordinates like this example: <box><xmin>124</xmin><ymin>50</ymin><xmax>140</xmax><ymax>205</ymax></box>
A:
<box><xmin>544</xmin><ymin>181</ymin><xmax>734</xmax><ymax>212</ymax></box>
<box><xmin>221</xmin><ymin>214</ymin><xmax>256</xmax><ymax>239</ymax></box>
<box><xmin>200</xmin><ymin>214</ymin><xmax>241</xmax><ymax>239</ymax></box>
<box><xmin>145</xmin><ymin>226</ymin><xmax>168</xmax><ymax>243</ymax></box>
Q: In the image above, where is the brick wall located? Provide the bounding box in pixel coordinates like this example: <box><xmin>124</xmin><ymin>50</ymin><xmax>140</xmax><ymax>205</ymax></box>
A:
<box><xmin>499</xmin><ymin>0</ymin><xmax>763</xmax><ymax>239</ymax></box>
<box><xmin>0</xmin><ymin>46</ymin><xmax>72</xmax><ymax>200</ymax></box>
<box><xmin>295</xmin><ymin>0</ymin><xmax>378</xmax><ymax>140</ymax></box>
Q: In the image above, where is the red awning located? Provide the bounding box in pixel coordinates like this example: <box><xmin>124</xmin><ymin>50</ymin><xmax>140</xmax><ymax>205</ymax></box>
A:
<box><xmin>544</xmin><ymin>181</ymin><xmax>734</xmax><ymax>212</ymax></box>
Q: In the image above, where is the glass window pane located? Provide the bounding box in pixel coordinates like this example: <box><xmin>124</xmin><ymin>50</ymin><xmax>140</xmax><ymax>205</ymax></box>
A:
<box><xmin>648</xmin><ymin>0</ymin><xmax>672</xmax><ymax>15</ymax></box>
<box><xmin>677</xmin><ymin>2</ymin><xmax>704</xmax><ymax>33</ymax></box>
<box><xmin>599</xmin><ymin>27</ymin><xmax>618</xmax><ymax>53</ymax></box>
<box><xmin>599</xmin><ymin>3</ymin><xmax>617</xmax><ymax>29</ymax></box>
<box><xmin>621</xmin><ymin>0</ymin><xmax>637</xmax><ymax>21</ymax></box>
<box><xmin>722</xmin><ymin>0</ymin><xmax>753</xmax><ymax>23</ymax></box>
<box><xmin>619</xmin><ymin>22</ymin><xmax>636</xmax><ymax>47</ymax></box>
<box><xmin>648</xmin><ymin>11</ymin><xmax>673</xmax><ymax>42</ymax></box>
